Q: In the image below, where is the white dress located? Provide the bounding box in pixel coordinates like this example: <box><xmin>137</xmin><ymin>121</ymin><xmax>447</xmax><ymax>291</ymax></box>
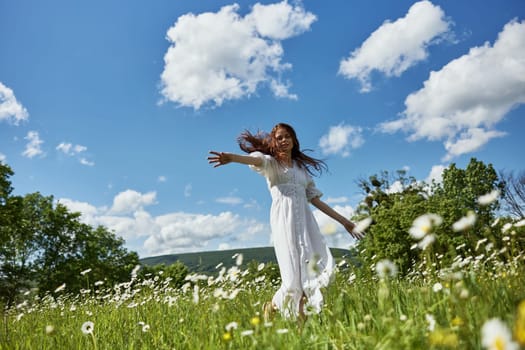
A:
<box><xmin>250</xmin><ymin>152</ymin><xmax>335</xmax><ymax>317</ymax></box>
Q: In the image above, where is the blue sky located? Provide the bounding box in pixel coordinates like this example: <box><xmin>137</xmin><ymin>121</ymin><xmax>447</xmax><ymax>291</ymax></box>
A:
<box><xmin>1</xmin><ymin>0</ymin><xmax>524</xmax><ymax>258</ymax></box>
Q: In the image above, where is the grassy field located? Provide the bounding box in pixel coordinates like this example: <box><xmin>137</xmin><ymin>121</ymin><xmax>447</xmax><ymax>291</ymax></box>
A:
<box><xmin>3</xmin><ymin>241</ymin><xmax>524</xmax><ymax>350</ymax></box>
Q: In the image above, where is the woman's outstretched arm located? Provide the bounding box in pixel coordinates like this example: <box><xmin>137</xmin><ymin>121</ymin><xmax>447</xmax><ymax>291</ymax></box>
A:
<box><xmin>208</xmin><ymin>151</ymin><xmax>263</xmax><ymax>168</ymax></box>
<box><xmin>310</xmin><ymin>196</ymin><xmax>364</xmax><ymax>240</ymax></box>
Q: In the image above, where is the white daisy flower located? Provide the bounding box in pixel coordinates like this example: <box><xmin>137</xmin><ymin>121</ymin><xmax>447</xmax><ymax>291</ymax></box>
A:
<box><xmin>54</xmin><ymin>283</ymin><xmax>66</xmax><ymax>293</ymax></box>
<box><xmin>235</xmin><ymin>253</ymin><xmax>243</xmax><ymax>266</ymax></box>
<box><xmin>426</xmin><ymin>314</ymin><xmax>436</xmax><ymax>331</ymax></box>
<box><xmin>477</xmin><ymin>190</ymin><xmax>500</xmax><ymax>205</ymax></box>
<box><xmin>225</xmin><ymin>322</ymin><xmax>238</xmax><ymax>331</ymax></box>
<box><xmin>354</xmin><ymin>217</ymin><xmax>373</xmax><ymax>233</ymax></box>
<box><xmin>481</xmin><ymin>318</ymin><xmax>518</xmax><ymax>350</ymax></box>
<box><xmin>452</xmin><ymin>211</ymin><xmax>477</xmax><ymax>232</ymax></box>
<box><xmin>432</xmin><ymin>282</ymin><xmax>443</xmax><ymax>293</ymax></box>
<box><xmin>409</xmin><ymin>214</ymin><xmax>442</xmax><ymax>240</ymax></box>
<box><xmin>418</xmin><ymin>234</ymin><xmax>436</xmax><ymax>250</ymax></box>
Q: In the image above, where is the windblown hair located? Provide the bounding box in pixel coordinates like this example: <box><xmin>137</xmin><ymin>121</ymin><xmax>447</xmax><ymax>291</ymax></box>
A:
<box><xmin>237</xmin><ymin>123</ymin><xmax>327</xmax><ymax>176</ymax></box>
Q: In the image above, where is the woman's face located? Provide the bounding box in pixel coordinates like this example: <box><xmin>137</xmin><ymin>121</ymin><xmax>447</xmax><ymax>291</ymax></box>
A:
<box><xmin>273</xmin><ymin>127</ymin><xmax>294</xmax><ymax>155</ymax></box>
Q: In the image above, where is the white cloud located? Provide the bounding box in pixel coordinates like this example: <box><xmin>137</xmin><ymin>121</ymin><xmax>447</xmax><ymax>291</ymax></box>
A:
<box><xmin>57</xmin><ymin>198</ymin><xmax>103</xmax><ymax>227</ymax></box>
<box><xmin>159</xmin><ymin>1</ymin><xmax>316</xmax><ymax>109</ymax></box>
<box><xmin>22</xmin><ymin>131</ymin><xmax>44</xmax><ymax>158</ymax></box>
<box><xmin>0</xmin><ymin>153</ymin><xmax>6</xmax><ymax>163</ymax></box>
<box><xmin>426</xmin><ymin>164</ymin><xmax>446</xmax><ymax>185</ymax></box>
<box><xmin>325</xmin><ymin>196</ymin><xmax>349</xmax><ymax>204</ymax></box>
<box><xmin>379</xmin><ymin>19</ymin><xmax>525</xmax><ymax>160</ymax></box>
<box><xmin>0</xmin><ymin>82</ymin><xmax>28</xmax><ymax>124</ymax></box>
<box><xmin>56</xmin><ymin>142</ymin><xmax>87</xmax><ymax>156</ymax></box>
<box><xmin>385</xmin><ymin>180</ymin><xmax>404</xmax><ymax>194</ymax></box>
<box><xmin>56</xmin><ymin>142</ymin><xmax>94</xmax><ymax>166</ymax></box>
<box><xmin>443</xmin><ymin>128</ymin><xmax>506</xmax><ymax>161</ymax></box>
<box><xmin>339</xmin><ymin>0</ymin><xmax>451</xmax><ymax>92</ymax></box>
<box><xmin>110</xmin><ymin>189</ymin><xmax>157</xmax><ymax>214</ymax></box>
<box><xmin>216</xmin><ymin>196</ymin><xmax>244</xmax><ymax>205</ymax></box>
<box><xmin>79</xmin><ymin>158</ymin><xmax>95</xmax><ymax>167</ymax></box>
<box><xmin>248</xmin><ymin>1</ymin><xmax>317</xmax><ymax>40</ymax></box>
<box><xmin>319</xmin><ymin>123</ymin><xmax>364</xmax><ymax>157</ymax></box>
<box><xmin>158</xmin><ymin>175</ymin><xmax>167</xmax><ymax>183</ymax></box>
<box><xmin>144</xmin><ymin>212</ymin><xmax>266</xmax><ymax>255</ymax></box>
<box><xmin>59</xmin><ymin>190</ymin><xmax>269</xmax><ymax>257</ymax></box>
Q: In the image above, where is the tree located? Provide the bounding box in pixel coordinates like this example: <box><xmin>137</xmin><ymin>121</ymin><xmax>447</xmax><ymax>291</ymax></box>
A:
<box><xmin>139</xmin><ymin>261</ymin><xmax>189</xmax><ymax>289</ymax></box>
<box><xmin>354</xmin><ymin>158</ymin><xmax>505</xmax><ymax>275</ymax></box>
<box><xmin>0</xmin><ymin>163</ymin><xmax>139</xmax><ymax>306</ymax></box>
<box><xmin>499</xmin><ymin>170</ymin><xmax>525</xmax><ymax>219</ymax></box>
<box><xmin>354</xmin><ymin>170</ymin><xmax>429</xmax><ymax>274</ymax></box>
<box><xmin>36</xmin><ymin>221</ymin><xmax>140</xmax><ymax>295</ymax></box>
<box><xmin>0</xmin><ymin>190</ymin><xmax>45</xmax><ymax>306</ymax></box>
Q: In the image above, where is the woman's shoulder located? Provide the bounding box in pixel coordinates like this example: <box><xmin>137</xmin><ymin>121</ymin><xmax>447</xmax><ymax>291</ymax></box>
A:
<box><xmin>250</xmin><ymin>151</ymin><xmax>273</xmax><ymax>159</ymax></box>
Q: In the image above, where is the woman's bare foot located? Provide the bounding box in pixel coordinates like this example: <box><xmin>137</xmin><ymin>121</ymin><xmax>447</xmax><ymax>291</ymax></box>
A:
<box><xmin>263</xmin><ymin>301</ymin><xmax>276</xmax><ymax>322</ymax></box>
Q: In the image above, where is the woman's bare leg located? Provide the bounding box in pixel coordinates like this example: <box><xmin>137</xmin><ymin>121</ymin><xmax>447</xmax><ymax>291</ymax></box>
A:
<box><xmin>298</xmin><ymin>293</ymin><xmax>307</xmax><ymax>323</ymax></box>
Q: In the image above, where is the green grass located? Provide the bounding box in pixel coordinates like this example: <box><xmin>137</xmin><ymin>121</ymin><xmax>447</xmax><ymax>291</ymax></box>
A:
<box><xmin>3</xmin><ymin>249</ymin><xmax>524</xmax><ymax>350</ymax></box>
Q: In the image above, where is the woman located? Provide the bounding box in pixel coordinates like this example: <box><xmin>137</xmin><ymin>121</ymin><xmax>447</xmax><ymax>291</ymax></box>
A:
<box><xmin>208</xmin><ymin>123</ymin><xmax>363</xmax><ymax>320</ymax></box>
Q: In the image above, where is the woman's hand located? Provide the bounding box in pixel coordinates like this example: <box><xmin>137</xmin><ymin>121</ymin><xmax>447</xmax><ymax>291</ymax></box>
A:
<box><xmin>343</xmin><ymin>220</ymin><xmax>364</xmax><ymax>240</ymax></box>
<box><xmin>208</xmin><ymin>151</ymin><xmax>233</xmax><ymax>167</ymax></box>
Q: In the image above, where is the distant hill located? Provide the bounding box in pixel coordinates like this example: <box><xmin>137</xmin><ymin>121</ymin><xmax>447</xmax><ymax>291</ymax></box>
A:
<box><xmin>140</xmin><ymin>246</ymin><xmax>354</xmax><ymax>274</ymax></box>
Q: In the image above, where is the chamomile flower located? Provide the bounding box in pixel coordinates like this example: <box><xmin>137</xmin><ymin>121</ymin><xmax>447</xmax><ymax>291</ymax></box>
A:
<box><xmin>409</xmin><ymin>214</ymin><xmax>442</xmax><ymax>240</ymax></box>
<box><xmin>452</xmin><ymin>211</ymin><xmax>477</xmax><ymax>232</ymax></box>
<box><xmin>235</xmin><ymin>253</ymin><xmax>243</xmax><ymax>266</ymax></box>
<box><xmin>426</xmin><ymin>314</ymin><xmax>436</xmax><ymax>331</ymax></box>
<box><xmin>408</xmin><ymin>214</ymin><xmax>441</xmax><ymax>250</ymax></box>
<box><xmin>481</xmin><ymin>318</ymin><xmax>518</xmax><ymax>350</ymax></box>
<box><xmin>477</xmin><ymin>189</ymin><xmax>500</xmax><ymax>205</ymax></box>
<box><xmin>45</xmin><ymin>325</ymin><xmax>55</xmax><ymax>335</ymax></box>
<box><xmin>354</xmin><ymin>217</ymin><xmax>373</xmax><ymax>233</ymax></box>
<box><xmin>432</xmin><ymin>282</ymin><xmax>443</xmax><ymax>293</ymax></box>
<box><xmin>225</xmin><ymin>322</ymin><xmax>238</xmax><ymax>332</ymax></box>
<box><xmin>54</xmin><ymin>283</ymin><xmax>66</xmax><ymax>293</ymax></box>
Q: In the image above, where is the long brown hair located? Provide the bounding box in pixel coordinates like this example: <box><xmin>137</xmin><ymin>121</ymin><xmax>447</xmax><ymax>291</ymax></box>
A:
<box><xmin>237</xmin><ymin>123</ymin><xmax>327</xmax><ymax>176</ymax></box>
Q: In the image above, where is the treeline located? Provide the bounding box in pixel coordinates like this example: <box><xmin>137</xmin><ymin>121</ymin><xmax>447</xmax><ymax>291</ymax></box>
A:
<box><xmin>352</xmin><ymin>158</ymin><xmax>525</xmax><ymax>274</ymax></box>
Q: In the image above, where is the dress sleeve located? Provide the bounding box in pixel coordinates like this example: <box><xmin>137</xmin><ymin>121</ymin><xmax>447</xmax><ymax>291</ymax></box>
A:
<box><xmin>306</xmin><ymin>176</ymin><xmax>323</xmax><ymax>201</ymax></box>
<box><xmin>248</xmin><ymin>151</ymin><xmax>274</xmax><ymax>177</ymax></box>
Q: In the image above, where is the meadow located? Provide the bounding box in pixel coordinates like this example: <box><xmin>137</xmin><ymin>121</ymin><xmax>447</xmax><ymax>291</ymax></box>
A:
<box><xmin>2</xmin><ymin>222</ymin><xmax>525</xmax><ymax>349</ymax></box>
